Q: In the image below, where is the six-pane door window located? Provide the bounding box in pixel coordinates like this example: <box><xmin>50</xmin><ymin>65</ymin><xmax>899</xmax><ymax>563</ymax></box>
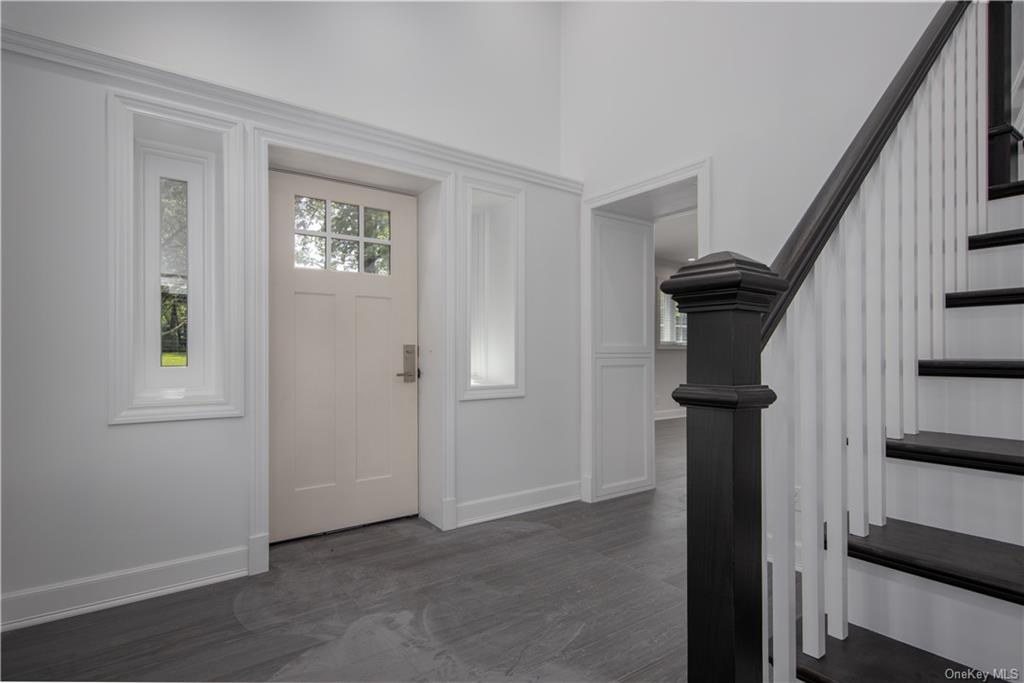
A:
<box><xmin>293</xmin><ymin>195</ymin><xmax>391</xmax><ymax>275</ymax></box>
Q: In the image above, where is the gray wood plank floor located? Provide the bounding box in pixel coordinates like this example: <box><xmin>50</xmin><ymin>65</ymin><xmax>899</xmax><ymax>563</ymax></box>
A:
<box><xmin>2</xmin><ymin>419</ymin><xmax>687</xmax><ymax>682</ymax></box>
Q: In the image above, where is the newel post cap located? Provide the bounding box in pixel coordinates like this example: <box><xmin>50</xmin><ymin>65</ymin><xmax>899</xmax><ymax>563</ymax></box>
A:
<box><xmin>660</xmin><ymin>251</ymin><xmax>788</xmax><ymax>313</ymax></box>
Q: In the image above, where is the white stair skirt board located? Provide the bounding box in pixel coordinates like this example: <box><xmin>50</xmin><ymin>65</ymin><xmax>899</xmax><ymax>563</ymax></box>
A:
<box><xmin>1</xmin><ymin>545</ymin><xmax>249</xmax><ymax>631</ymax></box>
<box><xmin>848</xmin><ymin>558</ymin><xmax>1024</xmax><ymax>675</ymax></box>
<box><xmin>885</xmin><ymin>459</ymin><xmax>1024</xmax><ymax>545</ymax></box>
<box><xmin>918</xmin><ymin>377</ymin><xmax>1024</xmax><ymax>441</ymax></box>
<box><xmin>455</xmin><ymin>480</ymin><xmax>581</xmax><ymax>527</ymax></box>
<box><xmin>654</xmin><ymin>409</ymin><xmax>686</xmax><ymax>421</ymax></box>
<box><xmin>967</xmin><ymin>243</ymin><xmax>1024</xmax><ymax>291</ymax></box>
<box><xmin>987</xmin><ymin>195</ymin><xmax>1024</xmax><ymax>233</ymax></box>
<box><xmin>945</xmin><ymin>306</ymin><xmax>1024</xmax><ymax>360</ymax></box>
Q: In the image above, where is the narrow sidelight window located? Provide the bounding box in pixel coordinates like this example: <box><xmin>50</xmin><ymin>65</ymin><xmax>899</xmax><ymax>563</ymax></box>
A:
<box><xmin>461</xmin><ymin>179</ymin><xmax>525</xmax><ymax>399</ymax></box>
<box><xmin>159</xmin><ymin>178</ymin><xmax>189</xmax><ymax>366</ymax></box>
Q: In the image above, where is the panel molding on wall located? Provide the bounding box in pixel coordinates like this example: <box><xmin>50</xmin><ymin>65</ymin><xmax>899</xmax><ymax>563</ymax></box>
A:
<box><xmin>593</xmin><ymin>356</ymin><xmax>655</xmax><ymax>500</ymax></box>
<box><xmin>593</xmin><ymin>211</ymin><xmax>654</xmax><ymax>356</ymax></box>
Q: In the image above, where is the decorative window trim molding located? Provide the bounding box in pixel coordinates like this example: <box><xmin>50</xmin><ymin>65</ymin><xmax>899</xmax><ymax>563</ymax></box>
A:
<box><xmin>458</xmin><ymin>175</ymin><xmax>526</xmax><ymax>401</ymax></box>
<box><xmin>107</xmin><ymin>91</ymin><xmax>246</xmax><ymax>424</ymax></box>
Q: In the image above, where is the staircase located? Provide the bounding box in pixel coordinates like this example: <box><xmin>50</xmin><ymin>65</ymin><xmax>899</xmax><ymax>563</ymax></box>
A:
<box><xmin>662</xmin><ymin>2</ymin><xmax>1024</xmax><ymax>681</ymax></box>
<box><xmin>837</xmin><ymin>201</ymin><xmax>1024</xmax><ymax>679</ymax></box>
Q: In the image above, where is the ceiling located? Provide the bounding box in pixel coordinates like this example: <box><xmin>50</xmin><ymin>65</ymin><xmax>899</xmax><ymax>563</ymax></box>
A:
<box><xmin>654</xmin><ymin>210</ymin><xmax>699</xmax><ymax>265</ymax></box>
<box><xmin>596</xmin><ymin>176</ymin><xmax>698</xmax><ymax>223</ymax></box>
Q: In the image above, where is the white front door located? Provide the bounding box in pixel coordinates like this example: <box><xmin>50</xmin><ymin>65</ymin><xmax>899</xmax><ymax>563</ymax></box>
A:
<box><xmin>269</xmin><ymin>171</ymin><xmax>418</xmax><ymax>542</ymax></box>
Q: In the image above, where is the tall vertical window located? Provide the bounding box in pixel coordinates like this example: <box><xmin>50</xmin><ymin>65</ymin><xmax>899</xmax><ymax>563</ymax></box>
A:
<box><xmin>461</xmin><ymin>179</ymin><xmax>525</xmax><ymax>400</ymax></box>
<box><xmin>658</xmin><ymin>291</ymin><xmax>687</xmax><ymax>346</ymax></box>
<box><xmin>109</xmin><ymin>94</ymin><xmax>244</xmax><ymax>424</ymax></box>
<box><xmin>160</xmin><ymin>178</ymin><xmax>189</xmax><ymax>366</ymax></box>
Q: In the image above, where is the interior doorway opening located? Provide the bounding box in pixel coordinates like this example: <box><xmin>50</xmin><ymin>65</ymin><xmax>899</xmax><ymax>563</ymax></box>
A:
<box><xmin>581</xmin><ymin>160</ymin><xmax>708</xmax><ymax>503</ymax></box>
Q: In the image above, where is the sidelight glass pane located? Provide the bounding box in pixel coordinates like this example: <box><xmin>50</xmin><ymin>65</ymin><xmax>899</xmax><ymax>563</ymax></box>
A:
<box><xmin>294</xmin><ymin>234</ymin><xmax>326</xmax><ymax>269</ymax></box>
<box><xmin>330</xmin><ymin>239</ymin><xmax>360</xmax><ymax>272</ymax></box>
<box><xmin>363</xmin><ymin>243</ymin><xmax>391</xmax><ymax>275</ymax></box>
<box><xmin>330</xmin><ymin>201</ymin><xmax>359</xmax><ymax>236</ymax></box>
<box><xmin>364</xmin><ymin>207</ymin><xmax>391</xmax><ymax>240</ymax></box>
<box><xmin>160</xmin><ymin>177</ymin><xmax>189</xmax><ymax>367</ymax></box>
<box><xmin>294</xmin><ymin>195</ymin><xmax>326</xmax><ymax>232</ymax></box>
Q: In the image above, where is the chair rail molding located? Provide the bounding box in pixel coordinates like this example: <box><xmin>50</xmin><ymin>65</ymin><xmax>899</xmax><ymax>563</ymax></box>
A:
<box><xmin>1</xmin><ymin>28</ymin><xmax>583</xmax><ymax>196</ymax></box>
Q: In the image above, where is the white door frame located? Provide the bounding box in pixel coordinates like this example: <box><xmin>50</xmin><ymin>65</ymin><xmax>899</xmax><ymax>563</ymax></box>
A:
<box><xmin>579</xmin><ymin>158</ymin><xmax>711</xmax><ymax>502</ymax></box>
<box><xmin>248</xmin><ymin>127</ymin><xmax>459</xmax><ymax>573</ymax></box>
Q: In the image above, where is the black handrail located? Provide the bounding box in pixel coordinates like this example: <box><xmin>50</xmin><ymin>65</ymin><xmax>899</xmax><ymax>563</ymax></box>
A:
<box><xmin>761</xmin><ymin>1</ymin><xmax>970</xmax><ymax>347</ymax></box>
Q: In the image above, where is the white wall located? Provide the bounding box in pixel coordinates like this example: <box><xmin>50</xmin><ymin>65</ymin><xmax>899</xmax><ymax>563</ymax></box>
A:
<box><xmin>1</xmin><ymin>1</ymin><xmax>564</xmax><ymax>174</ymax></box>
<box><xmin>1</xmin><ymin>37</ymin><xmax>581</xmax><ymax>625</ymax></box>
<box><xmin>1</xmin><ymin>59</ymin><xmax>253</xmax><ymax>611</ymax></box>
<box><xmin>560</xmin><ymin>2</ymin><xmax>940</xmax><ymax>265</ymax></box>
<box><xmin>456</xmin><ymin>182</ymin><xmax>581</xmax><ymax>523</ymax></box>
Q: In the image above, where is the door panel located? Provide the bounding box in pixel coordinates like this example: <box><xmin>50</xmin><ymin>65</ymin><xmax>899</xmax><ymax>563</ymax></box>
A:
<box><xmin>270</xmin><ymin>171</ymin><xmax>418</xmax><ymax>542</ymax></box>
<box><xmin>590</xmin><ymin>212</ymin><xmax>655</xmax><ymax>500</ymax></box>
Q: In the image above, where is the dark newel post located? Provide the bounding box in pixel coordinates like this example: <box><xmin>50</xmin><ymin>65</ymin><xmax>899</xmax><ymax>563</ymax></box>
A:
<box><xmin>989</xmin><ymin>1</ymin><xmax>1020</xmax><ymax>185</ymax></box>
<box><xmin>661</xmin><ymin>252</ymin><xmax>787</xmax><ymax>682</ymax></box>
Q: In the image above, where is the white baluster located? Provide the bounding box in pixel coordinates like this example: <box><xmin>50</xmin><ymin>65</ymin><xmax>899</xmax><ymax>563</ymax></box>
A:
<box><xmin>944</xmin><ymin>36</ymin><xmax>957</xmax><ymax>291</ymax></box>
<box><xmin>863</xmin><ymin>154</ymin><xmax>887</xmax><ymax>525</ymax></box>
<box><xmin>930</xmin><ymin>63</ymin><xmax>947</xmax><ymax>359</ymax></box>
<box><xmin>795</xmin><ymin>283</ymin><xmax>826</xmax><ymax>658</ymax></box>
<box><xmin>820</xmin><ymin>235</ymin><xmax>848</xmax><ymax>639</ymax></box>
<box><xmin>966</xmin><ymin>6</ymin><xmax>980</xmax><ymax>240</ymax></box>
<box><xmin>956</xmin><ymin>20</ymin><xmax>970</xmax><ymax>288</ymax></box>
<box><xmin>844</xmin><ymin>187</ymin><xmax>869</xmax><ymax>538</ymax></box>
<box><xmin>916</xmin><ymin>81</ymin><xmax>934</xmax><ymax>360</ymax></box>
<box><xmin>978</xmin><ymin>3</ymin><xmax>989</xmax><ymax>235</ymax></box>
<box><xmin>883</xmin><ymin>133</ymin><xmax>904</xmax><ymax>440</ymax></box>
<box><xmin>900</xmin><ymin>104</ymin><xmax>919</xmax><ymax>435</ymax></box>
<box><xmin>764</xmin><ymin>331</ymin><xmax>796</xmax><ymax>683</ymax></box>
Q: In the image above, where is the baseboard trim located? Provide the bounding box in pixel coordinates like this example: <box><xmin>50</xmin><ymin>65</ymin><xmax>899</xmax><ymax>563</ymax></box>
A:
<box><xmin>654</xmin><ymin>409</ymin><xmax>687</xmax><ymax>422</ymax></box>
<box><xmin>456</xmin><ymin>480</ymin><xmax>580</xmax><ymax>527</ymax></box>
<box><xmin>248</xmin><ymin>533</ymin><xmax>270</xmax><ymax>574</ymax></box>
<box><xmin>591</xmin><ymin>480</ymin><xmax>655</xmax><ymax>502</ymax></box>
<box><xmin>1</xmin><ymin>545</ymin><xmax>248</xmax><ymax>631</ymax></box>
<box><xmin>442</xmin><ymin>497</ymin><xmax>458</xmax><ymax>531</ymax></box>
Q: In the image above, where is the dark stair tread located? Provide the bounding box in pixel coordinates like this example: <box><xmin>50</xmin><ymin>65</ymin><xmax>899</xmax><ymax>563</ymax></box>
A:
<box><xmin>848</xmin><ymin>518</ymin><xmax>1024</xmax><ymax>605</ymax></box>
<box><xmin>918</xmin><ymin>359</ymin><xmax>1024</xmax><ymax>378</ymax></box>
<box><xmin>946</xmin><ymin>287</ymin><xmax>1024</xmax><ymax>307</ymax></box>
<box><xmin>887</xmin><ymin>431</ymin><xmax>1024</xmax><ymax>475</ymax></box>
<box><xmin>795</xmin><ymin>621</ymin><xmax>978</xmax><ymax>683</ymax></box>
<box><xmin>969</xmin><ymin>228</ymin><xmax>1024</xmax><ymax>250</ymax></box>
<box><xmin>989</xmin><ymin>180</ymin><xmax>1024</xmax><ymax>200</ymax></box>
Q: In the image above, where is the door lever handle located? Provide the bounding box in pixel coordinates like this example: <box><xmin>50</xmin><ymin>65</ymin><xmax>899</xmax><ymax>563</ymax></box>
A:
<box><xmin>397</xmin><ymin>344</ymin><xmax>417</xmax><ymax>383</ymax></box>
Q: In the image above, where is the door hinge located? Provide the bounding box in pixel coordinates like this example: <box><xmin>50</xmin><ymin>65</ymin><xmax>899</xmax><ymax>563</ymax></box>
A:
<box><xmin>823</xmin><ymin>521</ymin><xmax>828</xmax><ymax>551</ymax></box>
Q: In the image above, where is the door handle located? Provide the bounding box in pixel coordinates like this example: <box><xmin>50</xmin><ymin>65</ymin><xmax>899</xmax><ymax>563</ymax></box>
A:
<box><xmin>396</xmin><ymin>344</ymin><xmax>417</xmax><ymax>383</ymax></box>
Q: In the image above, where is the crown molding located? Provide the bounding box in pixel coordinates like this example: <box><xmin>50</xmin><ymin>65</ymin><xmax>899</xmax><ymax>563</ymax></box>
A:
<box><xmin>1</xmin><ymin>28</ymin><xmax>584</xmax><ymax>195</ymax></box>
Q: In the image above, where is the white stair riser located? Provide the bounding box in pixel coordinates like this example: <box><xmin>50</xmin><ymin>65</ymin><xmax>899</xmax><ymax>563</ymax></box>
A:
<box><xmin>967</xmin><ymin>243</ymin><xmax>1024</xmax><ymax>291</ymax></box>
<box><xmin>848</xmin><ymin>559</ymin><xmax>1024</xmax><ymax>675</ymax></box>
<box><xmin>986</xmin><ymin>195</ymin><xmax>1024</xmax><ymax>233</ymax></box>
<box><xmin>945</xmin><ymin>306</ymin><xmax>1024</xmax><ymax>359</ymax></box>
<box><xmin>886</xmin><ymin>459</ymin><xmax>1024</xmax><ymax>545</ymax></box>
<box><xmin>918</xmin><ymin>376</ymin><xmax>1024</xmax><ymax>440</ymax></box>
